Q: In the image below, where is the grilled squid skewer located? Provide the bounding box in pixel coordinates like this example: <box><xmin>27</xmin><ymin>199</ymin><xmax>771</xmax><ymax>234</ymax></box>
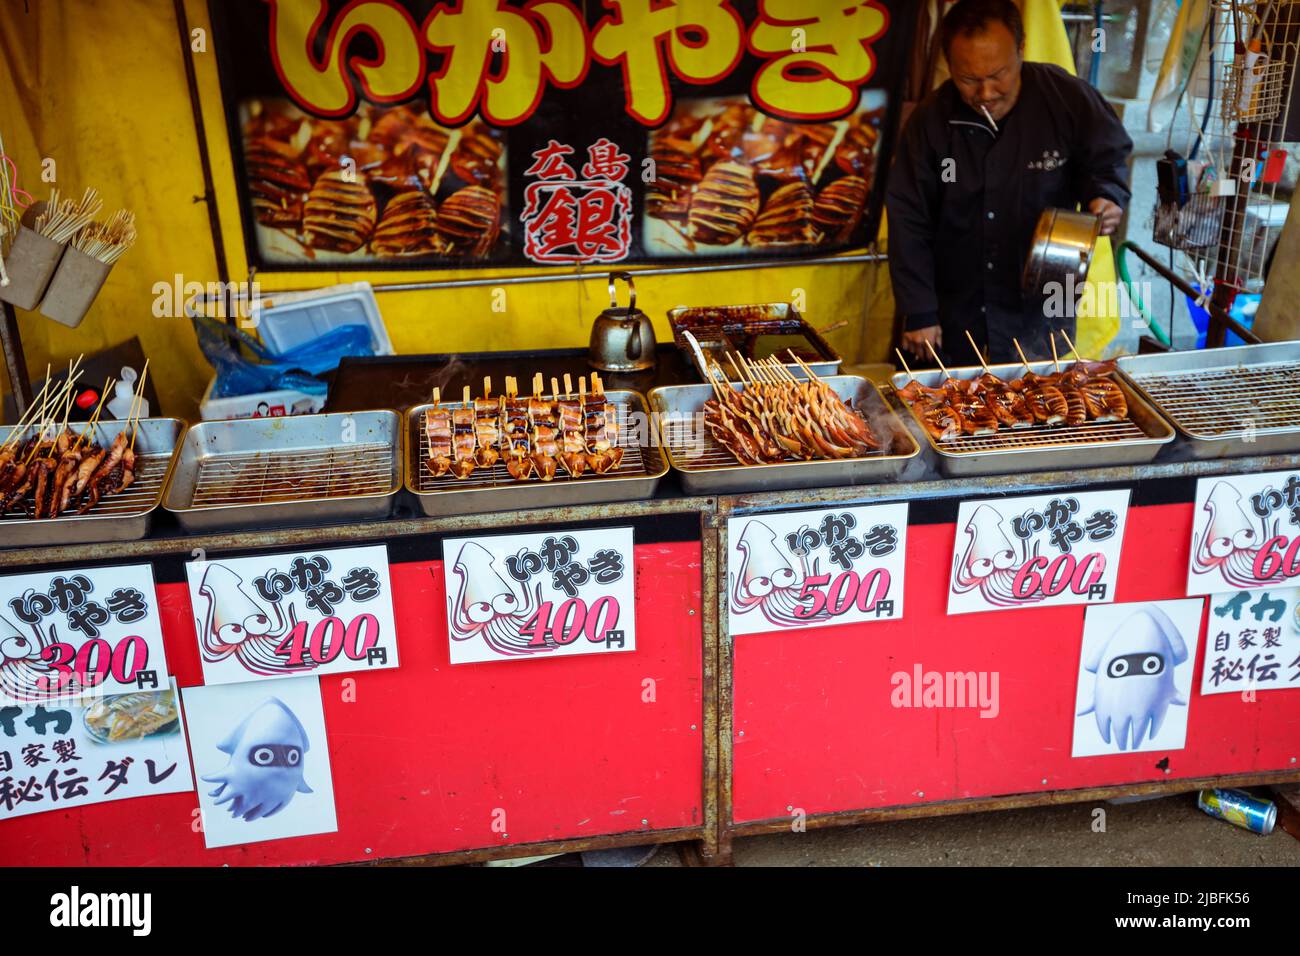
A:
<box><xmin>424</xmin><ymin>389</ymin><xmax>454</xmax><ymax>478</ymax></box>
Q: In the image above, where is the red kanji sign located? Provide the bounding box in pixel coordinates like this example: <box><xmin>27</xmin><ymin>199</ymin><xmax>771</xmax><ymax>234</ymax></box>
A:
<box><xmin>521</xmin><ymin>139</ymin><xmax>633</xmax><ymax>263</ymax></box>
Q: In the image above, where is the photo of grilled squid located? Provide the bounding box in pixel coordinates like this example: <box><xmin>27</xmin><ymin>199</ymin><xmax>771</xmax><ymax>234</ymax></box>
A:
<box><xmin>644</xmin><ymin>94</ymin><xmax>886</xmax><ymax>254</ymax></box>
<box><xmin>237</xmin><ymin>98</ymin><xmax>507</xmax><ymax>264</ymax></box>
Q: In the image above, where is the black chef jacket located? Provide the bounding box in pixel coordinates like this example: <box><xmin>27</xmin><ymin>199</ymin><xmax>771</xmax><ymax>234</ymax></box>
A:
<box><xmin>885</xmin><ymin>61</ymin><xmax>1133</xmax><ymax>366</ymax></box>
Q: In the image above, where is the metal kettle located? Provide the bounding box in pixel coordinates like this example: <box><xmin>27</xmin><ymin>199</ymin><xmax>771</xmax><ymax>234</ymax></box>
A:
<box><xmin>588</xmin><ymin>272</ymin><xmax>656</xmax><ymax>372</ymax></box>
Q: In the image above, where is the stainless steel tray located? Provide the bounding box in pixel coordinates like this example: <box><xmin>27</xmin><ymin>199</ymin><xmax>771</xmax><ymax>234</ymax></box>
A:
<box><xmin>668</xmin><ymin>302</ymin><xmax>842</xmax><ymax>380</ymax></box>
<box><xmin>649</xmin><ymin>375</ymin><xmax>919</xmax><ymax>494</ymax></box>
<box><xmin>163</xmin><ymin>411</ymin><xmax>401</xmax><ymax>532</ymax></box>
<box><xmin>0</xmin><ymin>418</ymin><xmax>185</xmax><ymax>548</ymax></box>
<box><xmin>406</xmin><ymin>390</ymin><xmax>667</xmax><ymax>517</ymax></box>
<box><xmin>889</xmin><ymin>361</ymin><xmax>1175</xmax><ymax>477</ymax></box>
<box><xmin>1117</xmin><ymin>342</ymin><xmax>1300</xmax><ymax>459</ymax></box>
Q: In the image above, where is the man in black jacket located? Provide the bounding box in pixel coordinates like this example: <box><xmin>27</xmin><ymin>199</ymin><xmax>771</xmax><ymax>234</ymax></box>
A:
<box><xmin>886</xmin><ymin>0</ymin><xmax>1132</xmax><ymax>366</ymax></box>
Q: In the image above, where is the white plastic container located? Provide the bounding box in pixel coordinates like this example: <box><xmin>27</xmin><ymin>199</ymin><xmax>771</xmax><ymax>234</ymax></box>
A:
<box><xmin>198</xmin><ymin>376</ymin><xmax>324</xmax><ymax>421</ymax></box>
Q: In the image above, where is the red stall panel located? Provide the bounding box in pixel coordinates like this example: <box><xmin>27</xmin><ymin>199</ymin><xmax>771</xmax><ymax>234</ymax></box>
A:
<box><xmin>732</xmin><ymin>503</ymin><xmax>1300</xmax><ymax>825</ymax></box>
<box><xmin>0</xmin><ymin>542</ymin><xmax>703</xmax><ymax>865</ymax></box>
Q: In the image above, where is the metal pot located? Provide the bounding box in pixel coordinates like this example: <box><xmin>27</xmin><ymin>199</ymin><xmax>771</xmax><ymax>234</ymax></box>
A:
<box><xmin>588</xmin><ymin>272</ymin><xmax>656</xmax><ymax>372</ymax></box>
<box><xmin>1022</xmin><ymin>207</ymin><xmax>1101</xmax><ymax>297</ymax></box>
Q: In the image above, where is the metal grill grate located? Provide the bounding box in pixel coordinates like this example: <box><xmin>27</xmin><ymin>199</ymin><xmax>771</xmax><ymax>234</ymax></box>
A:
<box><xmin>930</xmin><ymin>418</ymin><xmax>1149</xmax><ymax>453</ymax></box>
<box><xmin>658</xmin><ymin>413</ymin><xmax>891</xmax><ymax>469</ymax></box>
<box><xmin>1</xmin><ymin>453</ymin><xmax>171</xmax><ymax>521</ymax></box>
<box><xmin>1127</xmin><ymin>362</ymin><xmax>1300</xmax><ymax>438</ymax></box>
<box><xmin>414</xmin><ymin>401</ymin><xmax>650</xmax><ymax>491</ymax></box>
<box><xmin>190</xmin><ymin>443</ymin><xmax>393</xmax><ymax>508</ymax></box>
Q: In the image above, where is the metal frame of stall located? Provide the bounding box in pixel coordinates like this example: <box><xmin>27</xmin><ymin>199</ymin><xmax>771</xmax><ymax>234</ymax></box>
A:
<box><xmin>706</xmin><ymin>452</ymin><xmax>1300</xmax><ymax>862</ymax></box>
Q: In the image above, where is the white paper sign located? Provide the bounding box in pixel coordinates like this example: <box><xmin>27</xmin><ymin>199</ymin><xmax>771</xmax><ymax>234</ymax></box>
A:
<box><xmin>183</xmin><ymin>676</ymin><xmax>336</xmax><ymax>849</ymax></box>
<box><xmin>0</xmin><ymin>681</ymin><xmax>193</xmax><ymax>821</ymax></box>
<box><xmin>1201</xmin><ymin>587</ymin><xmax>1300</xmax><ymax>696</ymax></box>
<box><xmin>443</xmin><ymin>527</ymin><xmax>635</xmax><ymax>663</ymax></box>
<box><xmin>727</xmin><ymin>504</ymin><xmax>908</xmax><ymax>636</ymax></box>
<box><xmin>948</xmin><ymin>489</ymin><xmax>1130</xmax><ymax>616</ymax></box>
<box><xmin>1072</xmin><ymin>599</ymin><xmax>1203</xmax><ymax>757</ymax></box>
<box><xmin>186</xmin><ymin>545</ymin><xmax>399</xmax><ymax>685</ymax></box>
<box><xmin>0</xmin><ymin>564</ymin><xmax>171</xmax><ymax>704</ymax></box>
<box><xmin>1187</xmin><ymin>470</ymin><xmax>1300</xmax><ymax>595</ymax></box>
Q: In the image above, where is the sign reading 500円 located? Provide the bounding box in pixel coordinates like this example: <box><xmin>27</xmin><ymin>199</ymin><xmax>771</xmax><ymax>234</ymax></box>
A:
<box><xmin>727</xmin><ymin>503</ymin><xmax>908</xmax><ymax>636</ymax></box>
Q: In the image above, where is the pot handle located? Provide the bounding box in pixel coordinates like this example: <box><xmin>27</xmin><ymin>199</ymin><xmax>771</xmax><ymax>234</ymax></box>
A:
<box><xmin>608</xmin><ymin>271</ymin><xmax>636</xmax><ymax>313</ymax></box>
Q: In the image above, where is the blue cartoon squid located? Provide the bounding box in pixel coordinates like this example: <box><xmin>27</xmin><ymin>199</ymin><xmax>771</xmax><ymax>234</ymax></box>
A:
<box><xmin>202</xmin><ymin>697</ymin><xmax>313</xmax><ymax>822</ymax></box>
<box><xmin>1078</xmin><ymin>604</ymin><xmax>1189</xmax><ymax>752</ymax></box>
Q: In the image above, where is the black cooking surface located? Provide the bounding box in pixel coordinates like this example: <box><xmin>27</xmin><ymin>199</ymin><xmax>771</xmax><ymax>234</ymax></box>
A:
<box><xmin>325</xmin><ymin>345</ymin><xmax>695</xmax><ymax>412</ymax></box>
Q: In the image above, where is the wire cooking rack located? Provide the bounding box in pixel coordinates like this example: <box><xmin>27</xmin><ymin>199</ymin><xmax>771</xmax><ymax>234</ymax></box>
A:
<box><xmin>0</xmin><ymin>453</ymin><xmax>171</xmax><ymax>520</ymax></box>
<box><xmin>190</xmin><ymin>442</ymin><xmax>393</xmax><ymax>508</ymax></box>
<box><xmin>1124</xmin><ymin>362</ymin><xmax>1300</xmax><ymax>438</ymax></box>
<box><xmin>928</xmin><ymin>418</ymin><xmax>1149</xmax><ymax>453</ymax></box>
<box><xmin>412</xmin><ymin>401</ymin><xmax>651</xmax><ymax>491</ymax></box>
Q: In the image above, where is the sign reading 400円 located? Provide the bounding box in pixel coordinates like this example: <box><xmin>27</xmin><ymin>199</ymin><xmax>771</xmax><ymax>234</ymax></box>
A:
<box><xmin>728</xmin><ymin>504</ymin><xmax>908</xmax><ymax>636</ymax></box>
<box><xmin>0</xmin><ymin>565</ymin><xmax>171</xmax><ymax>703</ymax></box>
<box><xmin>442</xmin><ymin>527</ymin><xmax>635</xmax><ymax>663</ymax></box>
<box><xmin>186</xmin><ymin>545</ymin><xmax>400</xmax><ymax>685</ymax></box>
<box><xmin>948</xmin><ymin>490</ymin><xmax>1131</xmax><ymax>615</ymax></box>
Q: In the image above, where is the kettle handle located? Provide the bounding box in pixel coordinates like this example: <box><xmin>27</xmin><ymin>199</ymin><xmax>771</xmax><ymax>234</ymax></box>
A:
<box><xmin>608</xmin><ymin>271</ymin><xmax>636</xmax><ymax>313</ymax></box>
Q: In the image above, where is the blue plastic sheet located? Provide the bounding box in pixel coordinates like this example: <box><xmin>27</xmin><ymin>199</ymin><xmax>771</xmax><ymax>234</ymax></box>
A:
<box><xmin>192</xmin><ymin>314</ymin><xmax>374</xmax><ymax>398</ymax></box>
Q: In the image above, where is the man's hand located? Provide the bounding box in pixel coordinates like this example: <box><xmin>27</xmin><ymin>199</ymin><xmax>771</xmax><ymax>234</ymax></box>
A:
<box><xmin>1088</xmin><ymin>198</ymin><xmax>1123</xmax><ymax>236</ymax></box>
<box><xmin>902</xmin><ymin>325</ymin><xmax>942</xmax><ymax>362</ymax></box>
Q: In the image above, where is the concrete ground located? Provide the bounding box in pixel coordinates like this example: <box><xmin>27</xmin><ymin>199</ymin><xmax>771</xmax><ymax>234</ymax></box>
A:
<box><xmin>642</xmin><ymin>793</ymin><xmax>1300</xmax><ymax>867</ymax></box>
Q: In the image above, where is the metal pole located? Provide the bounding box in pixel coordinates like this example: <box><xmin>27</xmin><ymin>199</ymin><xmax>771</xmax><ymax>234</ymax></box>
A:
<box><xmin>194</xmin><ymin>252</ymin><xmax>890</xmax><ymax>306</ymax></box>
<box><xmin>0</xmin><ymin>301</ymin><xmax>32</xmax><ymax>417</ymax></box>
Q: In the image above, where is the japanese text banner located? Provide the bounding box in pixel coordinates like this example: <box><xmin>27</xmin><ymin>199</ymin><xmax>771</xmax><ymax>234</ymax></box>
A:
<box><xmin>208</xmin><ymin>0</ymin><xmax>913</xmax><ymax>271</ymax></box>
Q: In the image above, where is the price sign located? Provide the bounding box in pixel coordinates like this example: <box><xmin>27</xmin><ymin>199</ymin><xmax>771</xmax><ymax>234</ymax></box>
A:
<box><xmin>727</xmin><ymin>504</ymin><xmax>908</xmax><ymax>636</ymax></box>
<box><xmin>442</xmin><ymin>527</ymin><xmax>635</xmax><ymax>663</ymax></box>
<box><xmin>1187</xmin><ymin>470</ymin><xmax>1300</xmax><ymax>595</ymax></box>
<box><xmin>186</xmin><ymin>545</ymin><xmax>399</xmax><ymax>685</ymax></box>
<box><xmin>948</xmin><ymin>490</ymin><xmax>1130</xmax><ymax>615</ymax></box>
<box><xmin>1201</xmin><ymin>587</ymin><xmax>1300</xmax><ymax>696</ymax></box>
<box><xmin>0</xmin><ymin>565</ymin><xmax>170</xmax><ymax>703</ymax></box>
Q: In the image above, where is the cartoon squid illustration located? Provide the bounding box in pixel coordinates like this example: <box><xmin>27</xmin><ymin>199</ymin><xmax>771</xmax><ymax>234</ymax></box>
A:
<box><xmin>1191</xmin><ymin>481</ymin><xmax>1282</xmax><ymax>589</ymax></box>
<box><xmin>195</xmin><ymin>564</ymin><xmax>308</xmax><ymax>676</ymax></box>
<box><xmin>0</xmin><ymin>606</ymin><xmax>59</xmax><ymax>702</ymax></box>
<box><xmin>951</xmin><ymin>504</ymin><xmax>1033</xmax><ymax>607</ymax></box>
<box><xmin>729</xmin><ymin>520</ymin><xmax>828</xmax><ymax>628</ymax></box>
<box><xmin>201</xmin><ymin>697</ymin><xmax>313</xmax><ymax>822</ymax></box>
<box><xmin>446</xmin><ymin>541</ymin><xmax>544</xmax><ymax>656</ymax></box>
<box><xmin>1078</xmin><ymin>604</ymin><xmax>1189</xmax><ymax>752</ymax></box>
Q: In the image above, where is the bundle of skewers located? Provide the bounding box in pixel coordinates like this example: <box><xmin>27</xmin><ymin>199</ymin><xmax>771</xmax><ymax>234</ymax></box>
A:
<box><xmin>895</xmin><ymin>331</ymin><xmax>1129</xmax><ymax>443</ymax></box>
<box><xmin>700</xmin><ymin>350</ymin><xmax>880</xmax><ymax>465</ymax></box>
<box><xmin>0</xmin><ymin>359</ymin><xmax>151</xmax><ymax>519</ymax></box>
<box><xmin>422</xmin><ymin>373</ymin><xmax>624</xmax><ymax>483</ymax></box>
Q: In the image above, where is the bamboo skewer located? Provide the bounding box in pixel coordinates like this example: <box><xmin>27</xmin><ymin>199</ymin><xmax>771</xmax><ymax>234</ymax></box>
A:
<box><xmin>1</xmin><ymin>376</ymin><xmax>57</xmax><ymax>451</ymax></box>
<box><xmin>1059</xmin><ymin>329</ymin><xmax>1083</xmax><ymax>362</ymax></box>
<box><xmin>925</xmin><ymin>341</ymin><xmax>954</xmax><ymax>381</ymax></box>
<box><xmin>128</xmin><ymin>359</ymin><xmax>149</xmax><ymax>452</ymax></box>
<box><xmin>563</xmin><ymin>373</ymin><xmax>573</xmax><ymax>400</ymax></box>
<box><xmin>965</xmin><ymin>330</ymin><xmax>991</xmax><ymax>374</ymax></box>
<box><xmin>1013</xmin><ymin>338</ymin><xmax>1033</xmax><ymax>373</ymax></box>
<box><xmin>1049</xmin><ymin>334</ymin><xmax>1061</xmax><ymax>374</ymax></box>
<box><xmin>894</xmin><ymin>347</ymin><xmax>916</xmax><ymax>381</ymax></box>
